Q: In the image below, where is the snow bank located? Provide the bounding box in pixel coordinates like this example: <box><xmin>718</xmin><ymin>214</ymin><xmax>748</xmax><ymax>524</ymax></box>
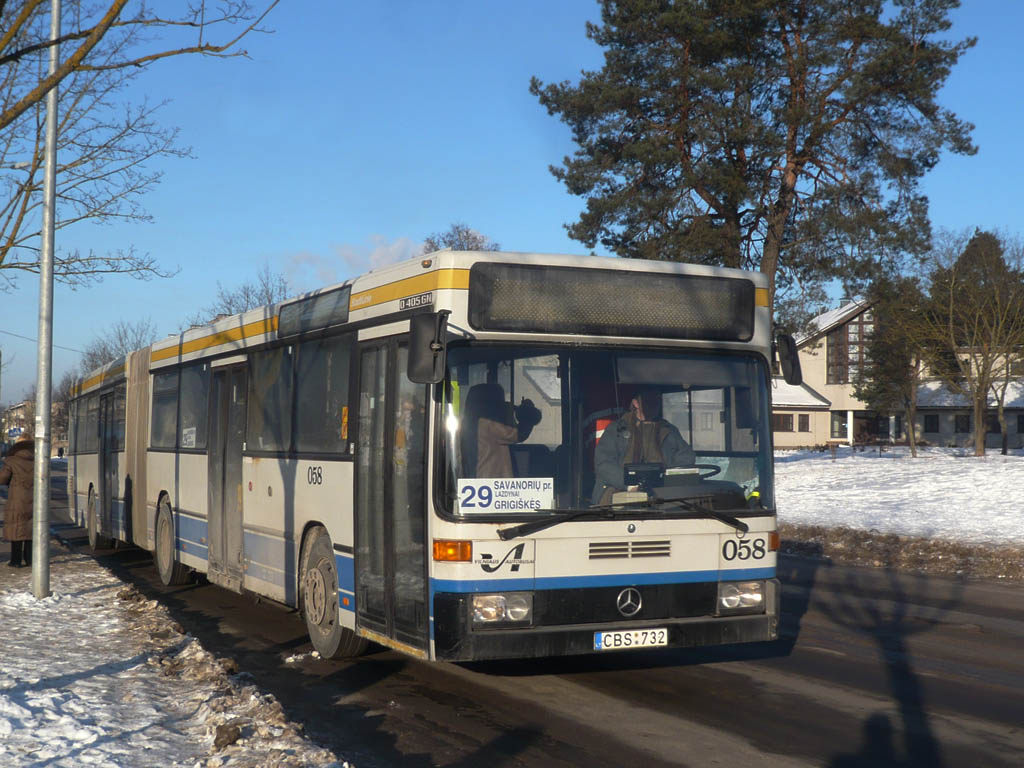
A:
<box><xmin>775</xmin><ymin>446</ymin><xmax>1024</xmax><ymax>546</ymax></box>
<box><xmin>0</xmin><ymin>545</ymin><xmax>351</xmax><ymax>768</ymax></box>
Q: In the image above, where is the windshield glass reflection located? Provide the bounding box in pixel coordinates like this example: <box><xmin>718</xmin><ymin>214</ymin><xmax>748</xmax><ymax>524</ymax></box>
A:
<box><xmin>441</xmin><ymin>346</ymin><xmax>773</xmax><ymax>516</ymax></box>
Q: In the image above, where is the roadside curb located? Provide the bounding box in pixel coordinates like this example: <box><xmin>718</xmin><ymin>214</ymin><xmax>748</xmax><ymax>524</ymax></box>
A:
<box><xmin>781</xmin><ymin>523</ymin><xmax>1024</xmax><ymax>582</ymax></box>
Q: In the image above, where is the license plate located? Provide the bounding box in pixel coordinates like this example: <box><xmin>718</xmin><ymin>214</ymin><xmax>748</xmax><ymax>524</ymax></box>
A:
<box><xmin>593</xmin><ymin>628</ymin><xmax>668</xmax><ymax>651</ymax></box>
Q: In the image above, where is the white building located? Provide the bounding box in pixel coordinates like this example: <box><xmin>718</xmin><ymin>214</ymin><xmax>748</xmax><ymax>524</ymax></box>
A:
<box><xmin>770</xmin><ymin>301</ymin><xmax>1024</xmax><ymax>449</ymax></box>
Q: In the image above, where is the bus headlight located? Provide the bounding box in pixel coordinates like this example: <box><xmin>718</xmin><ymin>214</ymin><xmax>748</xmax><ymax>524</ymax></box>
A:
<box><xmin>471</xmin><ymin>593</ymin><xmax>533</xmax><ymax>625</ymax></box>
<box><xmin>717</xmin><ymin>581</ymin><xmax>765</xmax><ymax>615</ymax></box>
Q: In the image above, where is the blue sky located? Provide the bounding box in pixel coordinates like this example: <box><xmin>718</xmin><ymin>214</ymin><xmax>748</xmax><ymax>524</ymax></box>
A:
<box><xmin>0</xmin><ymin>1</ymin><xmax>1020</xmax><ymax>403</ymax></box>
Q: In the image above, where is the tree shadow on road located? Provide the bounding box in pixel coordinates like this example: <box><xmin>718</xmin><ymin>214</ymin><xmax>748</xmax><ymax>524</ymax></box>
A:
<box><xmin>816</xmin><ymin>563</ymin><xmax>966</xmax><ymax>768</ymax></box>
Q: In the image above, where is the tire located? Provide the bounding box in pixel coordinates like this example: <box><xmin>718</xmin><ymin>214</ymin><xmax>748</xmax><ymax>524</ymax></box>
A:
<box><xmin>300</xmin><ymin>526</ymin><xmax>367</xmax><ymax>659</ymax></box>
<box><xmin>155</xmin><ymin>498</ymin><xmax>191</xmax><ymax>586</ymax></box>
<box><xmin>87</xmin><ymin>487</ymin><xmax>113</xmax><ymax>551</ymax></box>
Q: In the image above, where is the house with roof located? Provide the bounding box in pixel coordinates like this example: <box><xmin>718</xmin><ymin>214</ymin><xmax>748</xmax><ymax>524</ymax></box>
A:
<box><xmin>914</xmin><ymin>379</ymin><xmax>1024</xmax><ymax>449</ymax></box>
<box><xmin>771</xmin><ymin>299</ymin><xmax>882</xmax><ymax>448</ymax></box>
<box><xmin>771</xmin><ymin>300</ymin><xmax>1024</xmax><ymax>449</ymax></box>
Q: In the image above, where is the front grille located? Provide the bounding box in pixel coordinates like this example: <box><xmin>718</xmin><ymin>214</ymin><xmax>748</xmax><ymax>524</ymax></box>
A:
<box><xmin>533</xmin><ymin>582</ymin><xmax>717</xmax><ymax>626</ymax></box>
<box><xmin>589</xmin><ymin>539</ymin><xmax>671</xmax><ymax>559</ymax></box>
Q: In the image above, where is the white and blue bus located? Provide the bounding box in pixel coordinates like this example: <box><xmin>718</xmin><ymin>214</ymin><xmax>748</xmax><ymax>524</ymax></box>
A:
<box><xmin>67</xmin><ymin>251</ymin><xmax>801</xmax><ymax>661</ymax></box>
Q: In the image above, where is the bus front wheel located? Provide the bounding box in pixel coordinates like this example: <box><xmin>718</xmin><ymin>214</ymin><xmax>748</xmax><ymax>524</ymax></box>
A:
<box><xmin>300</xmin><ymin>526</ymin><xmax>367</xmax><ymax>659</ymax></box>
<box><xmin>155</xmin><ymin>499</ymin><xmax>190</xmax><ymax>586</ymax></box>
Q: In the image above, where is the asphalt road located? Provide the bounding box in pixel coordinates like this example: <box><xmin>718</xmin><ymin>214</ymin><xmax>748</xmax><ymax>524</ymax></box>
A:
<box><xmin>17</xmin><ymin>468</ymin><xmax>1024</xmax><ymax>767</ymax></box>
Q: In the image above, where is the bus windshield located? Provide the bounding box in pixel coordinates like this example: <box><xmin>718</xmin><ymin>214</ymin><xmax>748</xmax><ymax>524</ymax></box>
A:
<box><xmin>440</xmin><ymin>345</ymin><xmax>773</xmax><ymax>517</ymax></box>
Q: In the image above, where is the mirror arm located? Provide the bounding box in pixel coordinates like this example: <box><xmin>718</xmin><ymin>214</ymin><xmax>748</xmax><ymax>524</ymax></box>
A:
<box><xmin>432</xmin><ymin>310</ymin><xmax>451</xmax><ymax>351</ymax></box>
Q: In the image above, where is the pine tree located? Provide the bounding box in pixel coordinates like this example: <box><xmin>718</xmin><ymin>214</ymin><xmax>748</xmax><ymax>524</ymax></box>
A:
<box><xmin>532</xmin><ymin>0</ymin><xmax>976</xmax><ymax>317</ymax></box>
<box><xmin>854</xmin><ymin>276</ymin><xmax>926</xmax><ymax>456</ymax></box>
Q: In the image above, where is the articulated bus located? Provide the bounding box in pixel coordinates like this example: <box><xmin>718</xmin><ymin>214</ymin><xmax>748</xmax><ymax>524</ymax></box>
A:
<box><xmin>67</xmin><ymin>251</ymin><xmax>801</xmax><ymax>661</ymax></box>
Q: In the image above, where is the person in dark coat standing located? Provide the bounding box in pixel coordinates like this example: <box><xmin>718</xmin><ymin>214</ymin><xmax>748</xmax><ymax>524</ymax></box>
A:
<box><xmin>1</xmin><ymin>434</ymin><xmax>35</xmax><ymax>568</ymax></box>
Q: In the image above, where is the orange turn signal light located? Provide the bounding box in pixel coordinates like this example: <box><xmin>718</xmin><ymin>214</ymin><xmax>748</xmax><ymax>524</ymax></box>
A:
<box><xmin>768</xmin><ymin>531</ymin><xmax>780</xmax><ymax>552</ymax></box>
<box><xmin>433</xmin><ymin>539</ymin><xmax>472</xmax><ymax>562</ymax></box>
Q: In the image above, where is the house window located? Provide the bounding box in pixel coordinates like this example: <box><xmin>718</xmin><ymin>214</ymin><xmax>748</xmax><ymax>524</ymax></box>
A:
<box><xmin>772</xmin><ymin>413</ymin><xmax>794</xmax><ymax>432</ymax></box>
<box><xmin>830</xmin><ymin>411</ymin><xmax>848</xmax><ymax>439</ymax></box>
<box><xmin>923</xmin><ymin>414</ymin><xmax>939</xmax><ymax>433</ymax></box>
<box><xmin>1018</xmin><ymin>414</ymin><xmax>1024</xmax><ymax>434</ymax></box>
<box><xmin>986</xmin><ymin>413</ymin><xmax>1001</xmax><ymax>435</ymax></box>
<box><xmin>798</xmin><ymin>414</ymin><xmax>810</xmax><ymax>432</ymax></box>
<box><xmin>826</xmin><ymin>309</ymin><xmax>872</xmax><ymax>385</ymax></box>
<box><xmin>826</xmin><ymin>329</ymin><xmax>848</xmax><ymax>385</ymax></box>
<box><xmin>954</xmin><ymin>414</ymin><xmax>970</xmax><ymax>434</ymax></box>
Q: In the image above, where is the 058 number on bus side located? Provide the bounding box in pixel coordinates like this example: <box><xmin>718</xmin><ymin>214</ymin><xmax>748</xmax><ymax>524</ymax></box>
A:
<box><xmin>721</xmin><ymin>538</ymin><xmax>767</xmax><ymax>561</ymax></box>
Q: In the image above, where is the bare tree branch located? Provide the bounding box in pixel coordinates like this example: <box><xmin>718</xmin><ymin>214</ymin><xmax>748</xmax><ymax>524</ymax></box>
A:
<box><xmin>80</xmin><ymin>317</ymin><xmax>158</xmax><ymax>373</ymax></box>
<box><xmin>0</xmin><ymin>1</ymin><xmax>276</xmax><ymax>289</ymax></box>
<box><xmin>184</xmin><ymin>264</ymin><xmax>290</xmax><ymax>327</ymax></box>
<box><xmin>0</xmin><ymin>2</ymin><xmax>279</xmax><ymax>131</ymax></box>
<box><xmin>423</xmin><ymin>222</ymin><xmax>500</xmax><ymax>254</ymax></box>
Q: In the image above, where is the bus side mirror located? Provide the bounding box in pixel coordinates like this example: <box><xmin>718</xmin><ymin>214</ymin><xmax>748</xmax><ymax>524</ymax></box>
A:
<box><xmin>408</xmin><ymin>310</ymin><xmax>451</xmax><ymax>384</ymax></box>
<box><xmin>775</xmin><ymin>333</ymin><xmax>802</xmax><ymax>386</ymax></box>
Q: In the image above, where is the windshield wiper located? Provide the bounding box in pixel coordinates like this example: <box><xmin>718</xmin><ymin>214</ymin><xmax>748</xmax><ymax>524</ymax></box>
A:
<box><xmin>496</xmin><ymin>497</ymin><xmax>752</xmax><ymax>540</ymax></box>
<box><xmin>497</xmin><ymin>501</ymin><xmax>646</xmax><ymax>540</ymax></box>
<box><xmin>644</xmin><ymin>496</ymin><xmax>749</xmax><ymax>534</ymax></box>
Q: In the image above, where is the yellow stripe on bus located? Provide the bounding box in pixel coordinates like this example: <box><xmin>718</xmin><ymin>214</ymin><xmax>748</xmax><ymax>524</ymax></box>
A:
<box><xmin>74</xmin><ymin>364</ymin><xmax>126</xmax><ymax>396</ymax></box>
<box><xmin>150</xmin><ymin>316</ymin><xmax>278</xmax><ymax>363</ymax></box>
<box><xmin>349</xmin><ymin>268</ymin><xmax>470</xmax><ymax>311</ymax></box>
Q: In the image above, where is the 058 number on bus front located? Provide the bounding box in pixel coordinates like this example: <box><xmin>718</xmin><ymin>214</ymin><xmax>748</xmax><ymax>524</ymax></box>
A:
<box><xmin>721</xmin><ymin>538</ymin><xmax>767</xmax><ymax>561</ymax></box>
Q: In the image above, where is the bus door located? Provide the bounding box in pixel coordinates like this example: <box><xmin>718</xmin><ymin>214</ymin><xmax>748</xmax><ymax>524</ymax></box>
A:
<box><xmin>98</xmin><ymin>391</ymin><xmax>118</xmax><ymax>537</ymax></box>
<box><xmin>207</xmin><ymin>365</ymin><xmax>247</xmax><ymax>592</ymax></box>
<box><xmin>355</xmin><ymin>339</ymin><xmax>429</xmax><ymax>652</ymax></box>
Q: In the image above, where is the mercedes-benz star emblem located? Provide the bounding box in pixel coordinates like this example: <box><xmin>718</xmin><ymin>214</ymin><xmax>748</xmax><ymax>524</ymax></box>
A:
<box><xmin>616</xmin><ymin>587</ymin><xmax>642</xmax><ymax>617</ymax></box>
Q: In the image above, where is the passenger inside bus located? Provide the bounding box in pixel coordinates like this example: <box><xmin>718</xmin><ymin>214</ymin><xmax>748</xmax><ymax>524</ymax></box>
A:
<box><xmin>460</xmin><ymin>382</ymin><xmax>542</xmax><ymax>478</ymax></box>
<box><xmin>591</xmin><ymin>388</ymin><xmax>696</xmax><ymax>505</ymax></box>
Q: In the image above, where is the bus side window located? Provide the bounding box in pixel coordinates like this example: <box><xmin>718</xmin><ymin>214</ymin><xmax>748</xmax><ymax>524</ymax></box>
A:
<box><xmin>294</xmin><ymin>334</ymin><xmax>353</xmax><ymax>454</ymax></box>
<box><xmin>248</xmin><ymin>347</ymin><xmax>294</xmax><ymax>452</ymax></box>
<box><xmin>178</xmin><ymin>364</ymin><xmax>210</xmax><ymax>450</ymax></box>
<box><xmin>151</xmin><ymin>371</ymin><xmax>178</xmax><ymax>449</ymax></box>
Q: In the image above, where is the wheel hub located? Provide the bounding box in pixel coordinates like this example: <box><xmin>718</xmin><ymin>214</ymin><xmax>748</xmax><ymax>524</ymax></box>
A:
<box><xmin>305</xmin><ymin>563</ymin><xmax>329</xmax><ymax>626</ymax></box>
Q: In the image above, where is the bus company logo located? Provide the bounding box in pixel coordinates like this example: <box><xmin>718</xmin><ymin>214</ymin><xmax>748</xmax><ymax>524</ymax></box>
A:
<box><xmin>350</xmin><ymin>293</ymin><xmax>373</xmax><ymax>308</ymax></box>
<box><xmin>476</xmin><ymin>543</ymin><xmax>534</xmax><ymax>573</ymax></box>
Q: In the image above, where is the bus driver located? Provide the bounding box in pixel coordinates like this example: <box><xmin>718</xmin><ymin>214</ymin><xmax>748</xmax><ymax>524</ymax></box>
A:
<box><xmin>592</xmin><ymin>389</ymin><xmax>695</xmax><ymax>505</ymax></box>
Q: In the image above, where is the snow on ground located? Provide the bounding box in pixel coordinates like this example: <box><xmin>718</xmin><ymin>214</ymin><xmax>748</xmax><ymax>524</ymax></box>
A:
<box><xmin>0</xmin><ymin>543</ymin><xmax>350</xmax><ymax>768</ymax></box>
<box><xmin>775</xmin><ymin>446</ymin><xmax>1024</xmax><ymax>546</ymax></box>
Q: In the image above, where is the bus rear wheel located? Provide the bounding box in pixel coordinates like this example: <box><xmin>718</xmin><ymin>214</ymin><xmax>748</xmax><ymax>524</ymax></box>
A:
<box><xmin>155</xmin><ymin>498</ymin><xmax>190</xmax><ymax>586</ymax></box>
<box><xmin>300</xmin><ymin>526</ymin><xmax>367</xmax><ymax>659</ymax></box>
<box><xmin>87</xmin><ymin>488</ymin><xmax>113</xmax><ymax>551</ymax></box>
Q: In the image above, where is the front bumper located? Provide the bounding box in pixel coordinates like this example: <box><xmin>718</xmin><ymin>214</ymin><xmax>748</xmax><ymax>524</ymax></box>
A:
<box><xmin>433</xmin><ymin>578</ymin><xmax>780</xmax><ymax>661</ymax></box>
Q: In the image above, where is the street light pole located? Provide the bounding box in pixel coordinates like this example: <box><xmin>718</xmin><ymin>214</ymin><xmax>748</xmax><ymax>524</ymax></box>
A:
<box><xmin>32</xmin><ymin>0</ymin><xmax>62</xmax><ymax>599</ymax></box>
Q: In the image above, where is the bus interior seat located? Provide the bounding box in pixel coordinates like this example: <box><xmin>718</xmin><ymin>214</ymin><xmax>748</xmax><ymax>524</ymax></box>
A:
<box><xmin>509</xmin><ymin>443</ymin><xmax>554</xmax><ymax>478</ymax></box>
<box><xmin>460</xmin><ymin>382</ymin><xmax>508</xmax><ymax>476</ymax></box>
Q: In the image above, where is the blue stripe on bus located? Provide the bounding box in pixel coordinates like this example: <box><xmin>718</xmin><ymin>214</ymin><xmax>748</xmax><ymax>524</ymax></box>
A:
<box><xmin>180</xmin><ymin>539</ymin><xmax>209</xmax><ymax>561</ymax></box>
<box><xmin>246</xmin><ymin>559</ymin><xmax>283</xmax><ymax>588</ymax></box>
<box><xmin>164</xmin><ymin>512</ymin><xmax>358</xmax><ymax>610</ymax></box>
<box><xmin>335</xmin><ymin>553</ymin><xmax>355</xmax><ymax>594</ymax></box>
<box><xmin>244</xmin><ymin>528</ymin><xmax>285</xmax><ymax>564</ymax></box>
<box><xmin>431</xmin><ymin>566</ymin><xmax>776</xmax><ymax>594</ymax></box>
<box><xmin>336</xmin><ymin>554</ymin><xmax>356</xmax><ymax>613</ymax></box>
